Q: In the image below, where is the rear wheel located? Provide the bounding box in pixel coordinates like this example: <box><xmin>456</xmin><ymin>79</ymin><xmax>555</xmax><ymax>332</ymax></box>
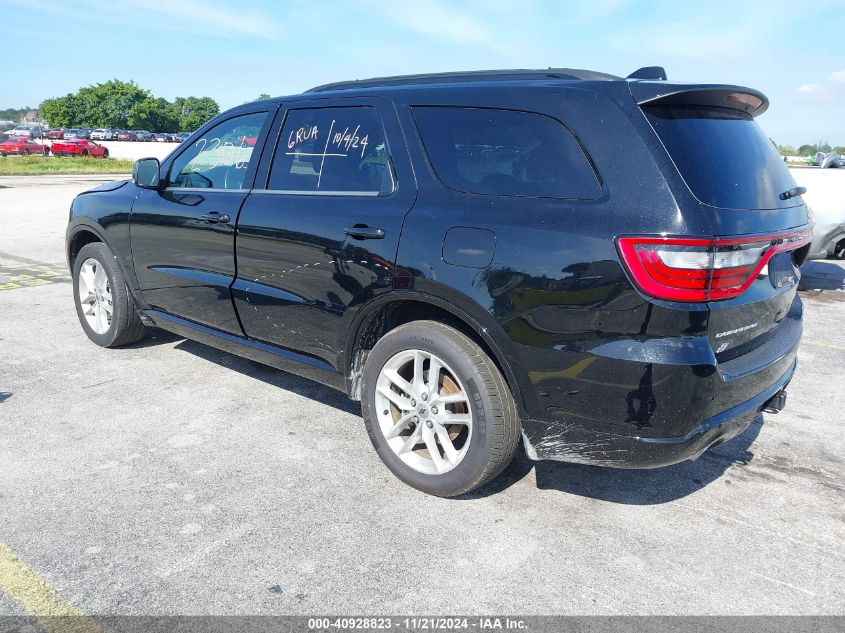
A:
<box><xmin>22</xmin><ymin>149</ymin><xmax>30</xmax><ymax>156</ymax></box>
<box><xmin>81</xmin><ymin>150</ymin><xmax>88</xmax><ymax>157</ymax></box>
<box><xmin>102</xmin><ymin>149</ymin><xmax>109</xmax><ymax>158</ymax></box>
<box><xmin>362</xmin><ymin>320</ymin><xmax>520</xmax><ymax>497</ymax></box>
<box><xmin>72</xmin><ymin>242</ymin><xmax>146</xmax><ymax>347</ymax></box>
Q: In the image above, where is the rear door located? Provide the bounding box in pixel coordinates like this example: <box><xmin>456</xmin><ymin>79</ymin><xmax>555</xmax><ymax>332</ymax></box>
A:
<box><xmin>130</xmin><ymin>108</ymin><xmax>272</xmax><ymax>334</ymax></box>
<box><xmin>233</xmin><ymin>96</ymin><xmax>416</xmax><ymax>368</ymax></box>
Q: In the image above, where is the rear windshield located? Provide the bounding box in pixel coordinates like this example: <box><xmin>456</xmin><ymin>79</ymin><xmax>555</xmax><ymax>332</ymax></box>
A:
<box><xmin>644</xmin><ymin>106</ymin><xmax>799</xmax><ymax>210</ymax></box>
<box><xmin>413</xmin><ymin>107</ymin><xmax>601</xmax><ymax>199</ymax></box>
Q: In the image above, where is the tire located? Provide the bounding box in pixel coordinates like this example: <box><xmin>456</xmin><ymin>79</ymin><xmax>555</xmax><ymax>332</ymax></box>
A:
<box><xmin>361</xmin><ymin>320</ymin><xmax>520</xmax><ymax>497</ymax></box>
<box><xmin>72</xmin><ymin>242</ymin><xmax>147</xmax><ymax>348</ymax></box>
<box><xmin>81</xmin><ymin>150</ymin><xmax>88</xmax><ymax>157</ymax></box>
<box><xmin>22</xmin><ymin>149</ymin><xmax>29</xmax><ymax>156</ymax></box>
<box><xmin>102</xmin><ymin>149</ymin><xmax>109</xmax><ymax>158</ymax></box>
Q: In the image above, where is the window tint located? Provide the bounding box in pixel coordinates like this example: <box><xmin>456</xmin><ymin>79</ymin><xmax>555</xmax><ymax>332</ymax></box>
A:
<box><xmin>168</xmin><ymin>112</ymin><xmax>266</xmax><ymax>190</ymax></box>
<box><xmin>269</xmin><ymin>107</ymin><xmax>393</xmax><ymax>195</ymax></box>
<box><xmin>644</xmin><ymin>106</ymin><xmax>799</xmax><ymax>210</ymax></box>
<box><xmin>413</xmin><ymin>107</ymin><xmax>600</xmax><ymax>199</ymax></box>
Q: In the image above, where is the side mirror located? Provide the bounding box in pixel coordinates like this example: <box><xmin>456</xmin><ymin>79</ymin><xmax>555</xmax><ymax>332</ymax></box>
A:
<box><xmin>133</xmin><ymin>157</ymin><xmax>161</xmax><ymax>189</ymax></box>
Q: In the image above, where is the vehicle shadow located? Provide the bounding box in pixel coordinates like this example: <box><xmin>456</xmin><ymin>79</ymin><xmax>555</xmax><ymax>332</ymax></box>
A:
<box><xmin>123</xmin><ymin>328</ymin><xmax>359</xmax><ymax>415</ymax></box>
<box><xmin>464</xmin><ymin>416</ymin><xmax>764</xmax><ymax>504</ymax></box>
<box><xmin>127</xmin><ymin>328</ymin><xmax>762</xmax><ymax>503</ymax></box>
<box><xmin>799</xmin><ymin>260</ymin><xmax>845</xmax><ymax>291</ymax></box>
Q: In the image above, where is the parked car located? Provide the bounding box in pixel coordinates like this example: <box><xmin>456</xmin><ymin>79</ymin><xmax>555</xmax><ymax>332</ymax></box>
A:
<box><xmin>791</xmin><ymin>168</ymin><xmax>845</xmax><ymax>260</ymax></box>
<box><xmin>64</xmin><ymin>129</ymin><xmax>84</xmax><ymax>140</ymax></box>
<box><xmin>134</xmin><ymin>130</ymin><xmax>154</xmax><ymax>141</ymax></box>
<box><xmin>65</xmin><ymin>66</ymin><xmax>811</xmax><ymax>496</ymax></box>
<box><xmin>47</xmin><ymin>128</ymin><xmax>66</xmax><ymax>139</ymax></box>
<box><xmin>152</xmin><ymin>133</ymin><xmax>170</xmax><ymax>142</ymax></box>
<box><xmin>0</xmin><ymin>137</ymin><xmax>49</xmax><ymax>156</ymax></box>
<box><xmin>7</xmin><ymin>124</ymin><xmax>46</xmax><ymax>139</ymax></box>
<box><xmin>91</xmin><ymin>128</ymin><xmax>117</xmax><ymax>141</ymax></box>
<box><xmin>819</xmin><ymin>151</ymin><xmax>842</xmax><ymax>169</ymax></box>
<box><xmin>117</xmin><ymin>130</ymin><xmax>137</xmax><ymax>142</ymax></box>
<box><xmin>51</xmin><ymin>139</ymin><xmax>109</xmax><ymax>158</ymax></box>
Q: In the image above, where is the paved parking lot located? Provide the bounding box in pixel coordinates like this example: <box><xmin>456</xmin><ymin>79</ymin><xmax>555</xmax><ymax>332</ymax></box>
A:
<box><xmin>0</xmin><ymin>175</ymin><xmax>843</xmax><ymax>616</ymax></box>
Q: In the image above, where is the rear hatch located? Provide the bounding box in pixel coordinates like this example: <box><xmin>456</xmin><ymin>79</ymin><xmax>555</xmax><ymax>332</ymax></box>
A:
<box><xmin>625</xmin><ymin>83</ymin><xmax>811</xmax><ymax>369</ymax></box>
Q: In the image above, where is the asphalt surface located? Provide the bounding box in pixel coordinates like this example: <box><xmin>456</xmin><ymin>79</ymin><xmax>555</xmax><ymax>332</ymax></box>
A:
<box><xmin>0</xmin><ymin>175</ymin><xmax>843</xmax><ymax>616</ymax></box>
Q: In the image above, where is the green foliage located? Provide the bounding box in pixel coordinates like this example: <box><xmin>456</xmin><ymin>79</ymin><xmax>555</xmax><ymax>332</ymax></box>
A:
<box><xmin>257</xmin><ymin>93</ymin><xmax>271</xmax><ymax>100</ymax></box>
<box><xmin>0</xmin><ymin>107</ymin><xmax>33</xmax><ymax>122</ymax></box>
<box><xmin>0</xmin><ymin>155</ymin><xmax>134</xmax><ymax>175</ymax></box>
<box><xmin>796</xmin><ymin>141</ymin><xmax>835</xmax><ymax>157</ymax></box>
<box><xmin>35</xmin><ymin>80</ymin><xmax>219</xmax><ymax>132</ymax></box>
<box><xmin>39</xmin><ymin>97</ymin><xmax>73</xmax><ymax>127</ymax></box>
<box><xmin>170</xmin><ymin>96</ymin><xmax>220</xmax><ymax>131</ymax></box>
<box><xmin>129</xmin><ymin>97</ymin><xmax>179</xmax><ymax>132</ymax></box>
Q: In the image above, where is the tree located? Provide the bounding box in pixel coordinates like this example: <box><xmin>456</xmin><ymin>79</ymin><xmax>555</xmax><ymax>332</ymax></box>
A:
<box><xmin>129</xmin><ymin>97</ymin><xmax>179</xmax><ymax>132</ymax></box>
<box><xmin>33</xmin><ymin>81</ymin><xmax>220</xmax><ymax>131</ymax></box>
<box><xmin>39</xmin><ymin>96</ymin><xmax>75</xmax><ymax>127</ymax></box>
<box><xmin>257</xmin><ymin>93</ymin><xmax>271</xmax><ymax>100</ymax></box>
<box><xmin>797</xmin><ymin>144</ymin><xmax>817</xmax><ymax>157</ymax></box>
<box><xmin>74</xmin><ymin>79</ymin><xmax>150</xmax><ymax>128</ymax></box>
<box><xmin>170</xmin><ymin>96</ymin><xmax>219</xmax><ymax>131</ymax></box>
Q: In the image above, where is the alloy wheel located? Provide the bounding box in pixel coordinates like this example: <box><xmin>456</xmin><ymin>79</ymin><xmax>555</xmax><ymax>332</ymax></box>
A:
<box><xmin>77</xmin><ymin>258</ymin><xmax>113</xmax><ymax>334</ymax></box>
<box><xmin>375</xmin><ymin>349</ymin><xmax>472</xmax><ymax>475</ymax></box>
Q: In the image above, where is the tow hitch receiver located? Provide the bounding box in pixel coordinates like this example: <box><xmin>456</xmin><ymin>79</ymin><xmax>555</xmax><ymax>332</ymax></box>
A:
<box><xmin>764</xmin><ymin>390</ymin><xmax>787</xmax><ymax>414</ymax></box>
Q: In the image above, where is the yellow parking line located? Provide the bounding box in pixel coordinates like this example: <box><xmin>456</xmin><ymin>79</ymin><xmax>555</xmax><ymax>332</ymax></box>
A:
<box><xmin>0</xmin><ymin>543</ymin><xmax>102</xmax><ymax>633</ymax></box>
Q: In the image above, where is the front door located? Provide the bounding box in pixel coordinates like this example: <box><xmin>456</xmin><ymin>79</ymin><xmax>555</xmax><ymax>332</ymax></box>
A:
<box><xmin>233</xmin><ymin>98</ymin><xmax>416</xmax><ymax>368</ymax></box>
<box><xmin>130</xmin><ymin>110</ymin><xmax>271</xmax><ymax>334</ymax></box>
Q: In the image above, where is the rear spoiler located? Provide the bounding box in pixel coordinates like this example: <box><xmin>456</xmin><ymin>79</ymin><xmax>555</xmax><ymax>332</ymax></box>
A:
<box><xmin>629</xmin><ymin>82</ymin><xmax>769</xmax><ymax>117</ymax></box>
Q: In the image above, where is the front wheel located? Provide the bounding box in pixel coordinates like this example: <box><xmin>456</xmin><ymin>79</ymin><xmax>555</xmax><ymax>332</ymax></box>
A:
<box><xmin>362</xmin><ymin>320</ymin><xmax>520</xmax><ymax>497</ymax></box>
<box><xmin>72</xmin><ymin>242</ymin><xmax>147</xmax><ymax>347</ymax></box>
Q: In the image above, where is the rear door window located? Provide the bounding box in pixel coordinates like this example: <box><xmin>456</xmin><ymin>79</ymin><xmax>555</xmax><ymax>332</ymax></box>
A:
<box><xmin>412</xmin><ymin>107</ymin><xmax>601</xmax><ymax>199</ymax></box>
<box><xmin>643</xmin><ymin>106</ymin><xmax>799</xmax><ymax>210</ymax></box>
<box><xmin>268</xmin><ymin>106</ymin><xmax>394</xmax><ymax>195</ymax></box>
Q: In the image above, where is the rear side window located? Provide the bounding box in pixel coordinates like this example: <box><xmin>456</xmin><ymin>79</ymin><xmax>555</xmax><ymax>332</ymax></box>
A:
<box><xmin>644</xmin><ymin>106</ymin><xmax>799</xmax><ymax>210</ymax></box>
<box><xmin>269</xmin><ymin>106</ymin><xmax>393</xmax><ymax>195</ymax></box>
<box><xmin>412</xmin><ymin>107</ymin><xmax>600</xmax><ymax>199</ymax></box>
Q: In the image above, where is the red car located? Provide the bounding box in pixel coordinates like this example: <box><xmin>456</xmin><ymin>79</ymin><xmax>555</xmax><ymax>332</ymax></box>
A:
<box><xmin>50</xmin><ymin>139</ymin><xmax>110</xmax><ymax>158</ymax></box>
<box><xmin>0</xmin><ymin>137</ymin><xmax>49</xmax><ymax>156</ymax></box>
<box><xmin>47</xmin><ymin>128</ymin><xmax>66</xmax><ymax>139</ymax></box>
<box><xmin>117</xmin><ymin>130</ymin><xmax>137</xmax><ymax>142</ymax></box>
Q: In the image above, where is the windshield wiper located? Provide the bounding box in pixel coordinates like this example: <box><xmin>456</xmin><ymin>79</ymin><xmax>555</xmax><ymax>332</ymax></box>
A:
<box><xmin>779</xmin><ymin>186</ymin><xmax>807</xmax><ymax>200</ymax></box>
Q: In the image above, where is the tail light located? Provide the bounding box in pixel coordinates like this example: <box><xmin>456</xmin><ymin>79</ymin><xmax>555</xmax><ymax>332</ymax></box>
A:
<box><xmin>616</xmin><ymin>229</ymin><xmax>812</xmax><ymax>302</ymax></box>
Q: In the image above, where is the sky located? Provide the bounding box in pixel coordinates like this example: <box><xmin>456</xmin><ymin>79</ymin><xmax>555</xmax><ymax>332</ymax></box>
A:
<box><xmin>0</xmin><ymin>0</ymin><xmax>842</xmax><ymax>147</ymax></box>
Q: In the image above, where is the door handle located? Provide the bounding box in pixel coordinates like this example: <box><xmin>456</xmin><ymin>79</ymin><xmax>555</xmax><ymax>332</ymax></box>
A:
<box><xmin>201</xmin><ymin>212</ymin><xmax>230</xmax><ymax>224</ymax></box>
<box><xmin>344</xmin><ymin>226</ymin><xmax>385</xmax><ymax>240</ymax></box>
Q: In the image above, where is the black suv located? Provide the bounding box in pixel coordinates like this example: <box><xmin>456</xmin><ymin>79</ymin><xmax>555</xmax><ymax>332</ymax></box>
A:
<box><xmin>66</xmin><ymin>67</ymin><xmax>811</xmax><ymax>496</ymax></box>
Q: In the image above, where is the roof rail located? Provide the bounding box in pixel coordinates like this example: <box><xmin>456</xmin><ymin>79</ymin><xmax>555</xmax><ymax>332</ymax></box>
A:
<box><xmin>627</xmin><ymin>66</ymin><xmax>667</xmax><ymax>81</ymax></box>
<box><xmin>307</xmin><ymin>68</ymin><xmax>622</xmax><ymax>93</ymax></box>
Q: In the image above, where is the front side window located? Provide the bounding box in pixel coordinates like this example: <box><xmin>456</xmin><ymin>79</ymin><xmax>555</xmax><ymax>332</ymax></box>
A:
<box><xmin>269</xmin><ymin>106</ymin><xmax>393</xmax><ymax>195</ymax></box>
<box><xmin>412</xmin><ymin>107</ymin><xmax>601</xmax><ymax>199</ymax></box>
<box><xmin>168</xmin><ymin>112</ymin><xmax>267</xmax><ymax>190</ymax></box>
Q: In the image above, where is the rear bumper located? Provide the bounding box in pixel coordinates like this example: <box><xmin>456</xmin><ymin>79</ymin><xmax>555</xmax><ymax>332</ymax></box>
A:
<box><xmin>521</xmin><ymin>358</ymin><xmax>796</xmax><ymax>468</ymax></box>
